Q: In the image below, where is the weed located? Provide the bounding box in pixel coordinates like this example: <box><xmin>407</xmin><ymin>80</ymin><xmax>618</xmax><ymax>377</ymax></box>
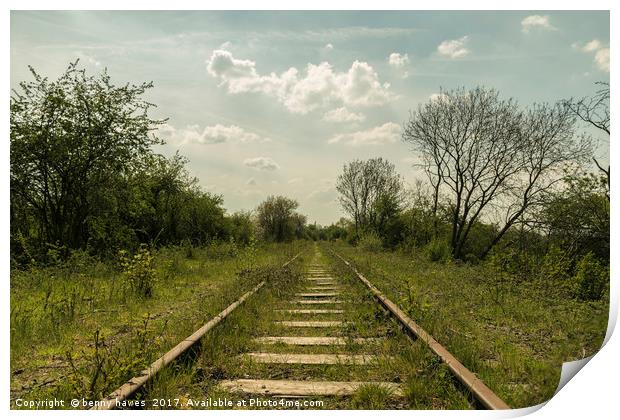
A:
<box><xmin>119</xmin><ymin>244</ymin><xmax>156</xmax><ymax>298</ymax></box>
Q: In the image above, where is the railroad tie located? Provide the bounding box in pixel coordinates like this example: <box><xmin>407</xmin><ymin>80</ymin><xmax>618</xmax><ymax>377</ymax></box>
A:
<box><xmin>253</xmin><ymin>336</ymin><xmax>378</xmax><ymax>345</ymax></box>
<box><xmin>275</xmin><ymin>320</ymin><xmax>344</xmax><ymax>328</ymax></box>
<box><xmin>276</xmin><ymin>309</ymin><xmax>344</xmax><ymax>314</ymax></box>
<box><xmin>218</xmin><ymin>379</ymin><xmax>402</xmax><ymax>397</ymax></box>
<box><xmin>294</xmin><ymin>299</ymin><xmax>344</xmax><ymax>305</ymax></box>
<box><xmin>296</xmin><ymin>292</ymin><xmax>339</xmax><ymax>298</ymax></box>
<box><xmin>243</xmin><ymin>352</ymin><xmax>379</xmax><ymax>365</ymax></box>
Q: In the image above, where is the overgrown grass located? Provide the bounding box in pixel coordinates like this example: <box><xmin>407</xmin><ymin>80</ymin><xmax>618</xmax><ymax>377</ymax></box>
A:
<box><xmin>10</xmin><ymin>240</ymin><xmax>308</xmax><ymax>408</ymax></box>
<box><xmin>326</xmin><ymin>241</ymin><xmax>609</xmax><ymax>408</ymax></box>
<box><xmin>140</xmin><ymin>245</ymin><xmax>473</xmax><ymax>409</ymax></box>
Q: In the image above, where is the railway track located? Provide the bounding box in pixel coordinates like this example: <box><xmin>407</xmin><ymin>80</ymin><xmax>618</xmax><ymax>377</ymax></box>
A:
<box><xmin>95</xmin><ymin>246</ymin><xmax>509</xmax><ymax>410</ymax></box>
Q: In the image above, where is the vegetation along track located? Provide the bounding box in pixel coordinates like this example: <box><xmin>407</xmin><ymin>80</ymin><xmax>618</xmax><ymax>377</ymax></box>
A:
<box><xmin>96</xmin><ymin>244</ymin><xmax>509</xmax><ymax>410</ymax></box>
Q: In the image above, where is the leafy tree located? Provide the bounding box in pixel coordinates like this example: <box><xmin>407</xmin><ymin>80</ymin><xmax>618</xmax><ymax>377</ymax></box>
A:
<box><xmin>541</xmin><ymin>172</ymin><xmax>609</xmax><ymax>261</ymax></box>
<box><xmin>336</xmin><ymin>158</ymin><xmax>405</xmax><ymax>240</ymax></box>
<box><xmin>256</xmin><ymin>196</ymin><xmax>306</xmax><ymax>242</ymax></box>
<box><xmin>11</xmin><ymin>61</ymin><xmax>165</xmax><ymax>255</ymax></box>
<box><xmin>227</xmin><ymin>211</ymin><xmax>256</xmax><ymax>245</ymax></box>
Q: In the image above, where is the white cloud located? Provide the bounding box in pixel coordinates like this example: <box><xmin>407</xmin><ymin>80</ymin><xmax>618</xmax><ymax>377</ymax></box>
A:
<box><xmin>573</xmin><ymin>39</ymin><xmax>610</xmax><ymax>73</ymax></box>
<box><xmin>324</xmin><ymin>43</ymin><xmax>334</xmax><ymax>51</ymax></box>
<box><xmin>429</xmin><ymin>92</ymin><xmax>448</xmax><ymax>102</ymax></box>
<box><xmin>246</xmin><ymin>177</ymin><xmax>257</xmax><ymax>186</ymax></box>
<box><xmin>327</xmin><ymin>122</ymin><xmax>401</xmax><ymax>146</ymax></box>
<box><xmin>595</xmin><ymin>48</ymin><xmax>610</xmax><ymax>72</ymax></box>
<box><xmin>437</xmin><ymin>36</ymin><xmax>470</xmax><ymax>59</ymax></box>
<box><xmin>76</xmin><ymin>51</ymin><xmax>101</xmax><ymax>67</ymax></box>
<box><xmin>206</xmin><ymin>49</ymin><xmax>394</xmax><ymax>114</ymax></box>
<box><xmin>521</xmin><ymin>15</ymin><xmax>556</xmax><ymax>33</ymax></box>
<box><xmin>323</xmin><ymin>107</ymin><xmax>365</xmax><ymax>123</ymax></box>
<box><xmin>582</xmin><ymin>39</ymin><xmax>602</xmax><ymax>52</ymax></box>
<box><xmin>288</xmin><ymin>177</ymin><xmax>304</xmax><ymax>184</ymax></box>
<box><xmin>388</xmin><ymin>52</ymin><xmax>409</xmax><ymax>68</ymax></box>
<box><xmin>243</xmin><ymin>156</ymin><xmax>280</xmax><ymax>171</ymax></box>
<box><xmin>159</xmin><ymin>123</ymin><xmax>271</xmax><ymax>145</ymax></box>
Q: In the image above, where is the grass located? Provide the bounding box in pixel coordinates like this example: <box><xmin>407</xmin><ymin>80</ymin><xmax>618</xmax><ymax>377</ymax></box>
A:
<box><xmin>10</xmin><ymin>240</ymin><xmax>308</xmax><ymax>408</ymax></box>
<box><xmin>326</xmin><ymin>241</ymin><xmax>609</xmax><ymax>408</ymax></box>
<box><xmin>11</xmin><ymin>240</ymin><xmax>604</xmax><ymax>409</ymax></box>
<box><xmin>139</xmin><ymin>244</ymin><xmax>474</xmax><ymax>409</ymax></box>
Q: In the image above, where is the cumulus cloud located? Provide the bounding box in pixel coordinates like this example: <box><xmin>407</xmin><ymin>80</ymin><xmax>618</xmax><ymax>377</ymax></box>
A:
<box><xmin>323</xmin><ymin>43</ymin><xmax>334</xmax><ymax>51</ymax></box>
<box><xmin>388</xmin><ymin>52</ymin><xmax>409</xmax><ymax>68</ymax></box>
<box><xmin>323</xmin><ymin>107</ymin><xmax>365</xmax><ymax>123</ymax></box>
<box><xmin>206</xmin><ymin>49</ymin><xmax>394</xmax><ymax>114</ymax></box>
<box><xmin>521</xmin><ymin>15</ymin><xmax>556</xmax><ymax>33</ymax></box>
<box><xmin>594</xmin><ymin>48</ymin><xmax>610</xmax><ymax>72</ymax></box>
<box><xmin>437</xmin><ymin>36</ymin><xmax>470</xmax><ymax>59</ymax></box>
<box><xmin>243</xmin><ymin>156</ymin><xmax>280</xmax><ymax>171</ymax></box>
<box><xmin>573</xmin><ymin>39</ymin><xmax>610</xmax><ymax>73</ymax></box>
<box><xmin>327</xmin><ymin>122</ymin><xmax>401</xmax><ymax>146</ymax></box>
<box><xmin>159</xmin><ymin>123</ymin><xmax>271</xmax><ymax>145</ymax></box>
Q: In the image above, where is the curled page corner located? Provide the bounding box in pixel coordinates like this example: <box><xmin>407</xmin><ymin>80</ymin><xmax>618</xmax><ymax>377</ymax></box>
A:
<box><xmin>554</xmin><ymin>356</ymin><xmax>595</xmax><ymax>395</ymax></box>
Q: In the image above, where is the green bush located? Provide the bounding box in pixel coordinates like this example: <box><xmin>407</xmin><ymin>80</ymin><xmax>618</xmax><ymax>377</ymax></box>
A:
<box><xmin>538</xmin><ymin>245</ymin><xmax>573</xmax><ymax>294</ymax></box>
<box><xmin>572</xmin><ymin>252</ymin><xmax>608</xmax><ymax>301</ymax></box>
<box><xmin>424</xmin><ymin>238</ymin><xmax>451</xmax><ymax>262</ymax></box>
<box><xmin>358</xmin><ymin>231</ymin><xmax>383</xmax><ymax>252</ymax></box>
<box><xmin>119</xmin><ymin>244</ymin><xmax>155</xmax><ymax>298</ymax></box>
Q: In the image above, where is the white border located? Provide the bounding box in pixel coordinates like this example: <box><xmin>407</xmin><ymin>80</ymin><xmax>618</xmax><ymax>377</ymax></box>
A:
<box><xmin>3</xmin><ymin>2</ymin><xmax>617</xmax><ymax>419</ymax></box>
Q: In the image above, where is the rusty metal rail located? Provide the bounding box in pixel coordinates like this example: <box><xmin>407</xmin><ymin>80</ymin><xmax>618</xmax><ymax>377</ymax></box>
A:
<box><xmin>332</xmin><ymin>251</ymin><xmax>510</xmax><ymax>410</ymax></box>
<box><xmin>93</xmin><ymin>252</ymin><xmax>301</xmax><ymax>410</ymax></box>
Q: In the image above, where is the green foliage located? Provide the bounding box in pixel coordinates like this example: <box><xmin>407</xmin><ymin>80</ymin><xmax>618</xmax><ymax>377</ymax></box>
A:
<box><xmin>542</xmin><ymin>172</ymin><xmax>609</xmax><ymax>262</ymax></box>
<box><xmin>423</xmin><ymin>238</ymin><xmax>451</xmax><ymax>262</ymax></box>
<box><xmin>119</xmin><ymin>245</ymin><xmax>156</xmax><ymax>298</ymax></box>
<box><xmin>572</xmin><ymin>252</ymin><xmax>608</xmax><ymax>301</ymax></box>
<box><xmin>256</xmin><ymin>195</ymin><xmax>306</xmax><ymax>242</ymax></box>
<box><xmin>357</xmin><ymin>231</ymin><xmax>383</xmax><ymax>252</ymax></box>
<box><xmin>10</xmin><ymin>61</ymin><xmax>165</xmax><ymax>257</ymax></box>
<box><xmin>351</xmin><ymin>384</ymin><xmax>394</xmax><ymax>409</ymax></box>
<box><xmin>227</xmin><ymin>211</ymin><xmax>256</xmax><ymax>246</ymax></box>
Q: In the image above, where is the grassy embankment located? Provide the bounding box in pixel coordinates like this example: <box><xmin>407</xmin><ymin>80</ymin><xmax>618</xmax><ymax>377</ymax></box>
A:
<box><xmin>326</xmin><ymin>242</ymin><xmax>608</xmax><ymax>408</ymax></box>
<box><xmin>10</xmin><ymin>241</ymin><xmax>308</xmax><ymax>407</ymax></box>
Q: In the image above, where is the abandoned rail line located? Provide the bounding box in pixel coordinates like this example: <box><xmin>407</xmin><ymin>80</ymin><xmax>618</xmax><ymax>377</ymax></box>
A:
<box><xmin>94</xmin><ymin>246</ymin><xmax>509</xmax><ymax>410</ymax></box>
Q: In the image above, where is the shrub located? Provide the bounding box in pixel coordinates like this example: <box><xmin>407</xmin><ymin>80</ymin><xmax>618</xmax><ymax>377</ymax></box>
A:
<box><xmin>572</xmin><ymin>252</ymin><xmax>608</xmax><ymax>301</ymax></box>
<box><xmin>358</xmin><ymin>231</ymin><xmax>383</xmax><ymax>252</ymax></box>
<box><xmin>119</xmin><ymin>244</ymin><xmax>155</xmax><ymax>298</ymax></box>
<box><xmin>424</xmin><ymin>238</ymin><xmax>450</xmax><ymax>262</ymax></box>
<box><xmin>539</xmin><ymin>245</ymin><xmax>573</xmax><ymax>294</ymax></box>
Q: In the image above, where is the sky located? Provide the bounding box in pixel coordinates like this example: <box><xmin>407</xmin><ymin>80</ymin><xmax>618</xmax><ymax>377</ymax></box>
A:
<box><xmin>10</xmin><ymin>11</ymin><xmax>610</xmax><ymax>225</ymax></box>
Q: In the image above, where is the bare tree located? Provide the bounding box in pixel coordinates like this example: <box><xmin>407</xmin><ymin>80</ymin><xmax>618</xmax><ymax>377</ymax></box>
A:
<box><xmin>565</xmin><ymin>82</ymin><xmax>610</xmax><ymax>189</ymax></box>
<box><xmin>336</xmin><ymin>158</ymin><xmax>404</xmax><ymax>236</ymax></box>
<box><xmin>403</xmin><ymin>87</ymin><xmax>591</xmax><ymax>259</ymax></box>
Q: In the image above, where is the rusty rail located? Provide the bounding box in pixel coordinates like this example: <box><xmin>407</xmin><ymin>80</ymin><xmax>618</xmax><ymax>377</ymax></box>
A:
<box><xmin>332</xmin><ymin>251</ymin><xmax>510</xmax><ymax>410</ymax></box>
<box><xmin>92</xmin><ymin>252</ymin><xmax>301</xmax><ymax>410</ymax></box>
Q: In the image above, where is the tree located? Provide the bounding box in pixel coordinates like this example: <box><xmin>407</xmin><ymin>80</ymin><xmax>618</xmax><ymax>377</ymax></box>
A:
<box><xmin>402</xmin><ymin>87</ymin><xmax>591</xmax><ymax>259</ymax></box>
<box><xmin>541</xmin><ymin>172</ymin><xmax>609</xmax><ymax>261</ymax></box>
<box><xmin>335</xmin><ymin>158</ymin><xmax>405</xmax><ymax>238</ymax></box>
<box><xmin>256</xmin><ymin>196</ymin><xmax>306</xmax><ymax>242</ymax></box>
<box><xmin>565</xmin><ymin>82</ymin><xmax>610</xmax><ymax>190</ymax></box>
<box><xmin>10</xmin><ymin>61</ymin><xmax>165</xmax><ymax>254</ymax></box>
